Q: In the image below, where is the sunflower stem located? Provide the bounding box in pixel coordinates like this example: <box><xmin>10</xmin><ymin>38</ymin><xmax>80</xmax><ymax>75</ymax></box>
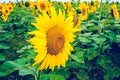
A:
<box><xmin>98</xmin><ymin>0</ymin><xmax>103</xmax><ymax>53</ymax></box>
<box><xmin>37</xmin><ymin>70</ymin><xmax>41</xmax><ymax>80</ymax></box>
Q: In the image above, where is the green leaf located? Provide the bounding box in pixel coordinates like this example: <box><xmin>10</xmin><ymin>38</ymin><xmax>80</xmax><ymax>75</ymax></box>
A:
<box><xmin>71</xmin><ymin>54</ymin><xmax>84</xmax><ymax>63</ymax></box>
<box><xmin>66</xmin><ymin>61</ymin><xmax>90</xmax><ymax>70</ymax></box>
<box><xmin>97</xmin><ymin>55</ymin><xmax>112</xmax><ymax>70</ymax></box>
<box><xmin>0</xmin><ymin>43</ymin><xmax>10</xmax><ymax>49</ymax></box>
<box><xmin>56</xmin><ymin>69</ymin><xmax>70</xmax><ymax>79</ymax></box>
<box><xmin>76</xmin><ymin>69</ymin><xmax>89</xmax><ymax>80</ymax></box>
<box><xmin>88</xmin><ymin>26</ymin><xmax>98</xmax><ymax>31</ymax></box>
<box><xmin>50</xmin><ymin>74</ymin><xmax>65</xmax><ymax>80</ymax></box>
<box><xmin>103</xmin><ymin>19</ymin><xmax>115</xmax><ymax>25</ymax></box>
<box><xmin>0</xmin><ymin>54</ymin><xmax>5</xmax><ymax>61</ymax></box>
<box><xmin>85</xmin><ymin>23</ymin><xmax>95</xmax><ymax>27</ymax></box>
<box><xmin>116</xmin><ymin>35</ymin><xmax>120</xmax><ymax>42</ymax></box>
<box><xmin>102</xmin><ymin>44</ymin><xmax>111</xmax><ymax>52</ymax></box>
<box><xmin>104</xmin><ymin>67</ymin><xmax>120</xmax><ymax>80</ymax></box>
<box><xmin>86</xmin><ymin>48</ymin><xmax>100</xmax><ymax>60</ymax></box>
<box><xmin>20</xmin><ymin>18</ymin><xmax>26</xmax><ymax>23</ymax></box>
<box><xmin>111</xmin><ymin>67</ymin><xmax>120</xmax><ymax>78</ymax></box>
<box><xmin>71</xmin><ymin>47</ymin><xmax>85</xmax><ymax>63</ymax></box>
<box><xmin>0</xmin><ymin>58</ymin><xmax>27</xmax><ymax>76</ymax></box>
<box><xmin>19</xmin><ymin>68</ymin><xmax>36</xmax><ymax>76</ymax></box>
<box><xmin>91</xmin><ymin>35</ymin><xmax>106</xmax><ymax>44</ymax></box>
<box><xmin>78</xmin><ymin>37</ymin><xmax>91</xmax><ymax>43</ymax></box>
<box><xmin>40</xmin><ymin>74</ymin><xmax>65</xmax><ymax>80</ymax></box>
<box><xmin>105</xmin><ymin>31</ymin><xmax>116</xmax><ymax>41</ymax></box>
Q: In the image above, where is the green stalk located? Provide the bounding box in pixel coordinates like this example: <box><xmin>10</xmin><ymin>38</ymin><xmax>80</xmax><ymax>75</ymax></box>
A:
<box><xmin>98</xmin><ymin>0</ymin><xmax>103</xmax><ymax>53</ymax></box>
<box><xmin>37</xmin><ymin>70</ymin><xmax>41</xmax><ymax>80</ymax></box>
<box><xmin>98</xmin><ymin>0</ymin><xmax>102</xmax><ymax>37</ymax></box>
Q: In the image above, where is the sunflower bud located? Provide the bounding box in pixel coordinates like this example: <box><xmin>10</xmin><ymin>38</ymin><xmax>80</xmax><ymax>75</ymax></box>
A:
<box><xmin>107</xmin><ymin>12</ymin><xmax>114</xmax><ymax>19</ymax></box>
<box><xmin>110</xmin><ymin>9</ymin><xmax>114</xmax><ymax>17</ymax></box>
<box><xmin>118</xmin><ymin>10</ymin><xmax>120</xmax><ymax>13</ymax></box>
<box><xmin>116</xmin><ymin>2</ymin><xmax>119</xmax><ymax>4</ymax></box>
<box><xmin>0</xmin><ymin>11</ymin><xmax>2</xmax><ymax>16</ymax></box>
<box><xmin>91</xmin><ymin>1</ymin><xmax>94</xmax><ymax>6</ymax></box>
<box><xmin>25</xmin><ymin>2</ymin><xmax>29</xmax><ymax>7</ymax></box>
<box><xmin>76</xmin><ymin>9</ymin><xmax>81</xmax><ymax>14</ymax></box>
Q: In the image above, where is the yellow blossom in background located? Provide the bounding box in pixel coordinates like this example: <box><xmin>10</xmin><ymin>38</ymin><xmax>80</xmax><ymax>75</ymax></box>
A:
<box><xmin>67</xmin><ymin>1</ymin><xmax>75</xmax><ymax>17</ymax></box>
<box><xmin>0</xmin><ymin>4</ymin><xmax>3</xmax><ymax>11</ymax></box>
<box><xmin>37</xmin><ymin>1</ymin><xmax>48</xmax><ymax>12</ymax></box>
<box><xmin>110</xmin><ymin>4</ymin><xmax>119</xmax><ymax>20</ymax></box>
<box><xmin>61</xmin><ymin>2</ymin><xmax>67</xmax><ymax>9</ymax></box>
<box><xmin>29</xmin><ymin>7</ymin><xmax>80</xmax><ymax>71</ymax></box>
<box><xmin>1</xmin><ymin>11</ymin><xmax>8</xmax><ymax>22</ymax></box>
<box><xmin>20</xmin><ymin>1</ymin><xmax>25</xmax><ymax>8</ymax></box>
<box><xmin>78</xmin><ymin>2</ymin><xmax>88</xmax><ymax>20</ymax></box>
<box><xmin>27</xmin><ymin>0</ymin><xmax>34</xmax><ymax>8</ymax></box>
<box><xmin>73</xmin><ymin>14</ymin><xmax>82</xmax><ymax>28</ymax></box>
<box><xmin>7</xmin><ymin>4</ymin><xmax>14</xmax><ymax>12</ymax></box>
<box><xmin>33</xmin><ymin>10</ymin><xmax>39</xmax><ymax>16</ymax></box>
<box><xmin>94</xmin><ymin>0</ymin><xmax>100</xmax><ymax>8</ymax></box>
<box><xmin>88</xmin><ymin>4</ymin><xmax>96</xmax><ymax>13</ymax></box>
<box><xmin>46</xmin><ymin>1</ymin><xmax>52</xmax><ymax>16</ymax></box>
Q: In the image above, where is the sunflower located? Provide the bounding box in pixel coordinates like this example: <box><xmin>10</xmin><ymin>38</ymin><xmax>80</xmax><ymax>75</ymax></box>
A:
<box><xmin>4</xmin><ymin>8</ymin><xmax>10</xmax><ymax>16</ymax></box>
<box><xmin>61</xmin><ymin>2</ymin><xmax>67</xmax><ymax>9</ymax></box>
<box><xmin>110</xmin><ymin>4</ymin><xmax>119</xmax><ymax>20</ymax></box>
<box><xmin>11</xmin><ymin>2</ymin><xmax>16</xmax><ymax>7</ymax></box>
<box><xmin>67</xmin><ymin>2</ymin><xmax>75</xmax><ymax>17</ymax></box>
<box><xmin>37</xmin><ymin>1</ymin><xmax>48</xmax><ymax>12</ymax></box>
<box><xmin>73</xmin><ymin>15</ymin><xmax>81</xmax><ymax>28</ymax></box>
<box><xmin>94</xmin><ymin>0</ymin><xmax>100</xmax><ymax>8</ymax></box>
<box><xmin>5</xmin><ymin>4</ymin><xmax>14</xmax><ymax>13</ymax></box>
<box><xmin>29</xmin><ymin>7</ymin><xmax>79</xmax><ymax>71</ymax></box>
<box><xmin>32</xmin><ymin>2</ymin><xmax>37</xmax><ymax>9</ymax></box>
<box><xmin>0</xmin><ymin>4</ymin><xmax>3</xmax><ymax>10</ymax></box>
<box><xmin>2</xmin><ymin>12</ymin><xmax>8</xmax><ymax>22</ymax></box>
<box><xmin>20</xmin><ymin>1</ymin><xmax>25</xmax><ymax>8</ymax></box>
<box><xmin>78</xmin><ymin>2</ymin><xmax>88</xmax><ymax>20</ymax></box>
<box><xmin>88</xmin><ymin>4</ymin><xmax>96</xmax><ymax>13</ymax></box>
<box><xmin>26</xmin><ymin>0</ymin><xmax>35</xmax><ymax>9</ymax></box>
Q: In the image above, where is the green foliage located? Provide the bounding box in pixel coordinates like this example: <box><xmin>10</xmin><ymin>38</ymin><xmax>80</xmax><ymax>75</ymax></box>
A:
<box><xmin>40</xmin><ymin>74</ymin><xmax>65</xmax><ymax>80</ymax></box>
<box><xmin>19</xmin><ymin>68</ymin><xmax>36</xmax><ymax>76</ymax></box>
<box><xmin>0</xmin><ymin>58</ymin><xmax>26</xmax><ymax>76</ymax></box>
<box><xmin>0</xmin><ymin>1</ymin><xmax>120</xmax><ymax>80</ymax></box>
<box><xmin>0</xmin><ymin>54</ymin><xmax>5</xmax><ymax>61</ymax></box>
<box><xmin>0</xmin><ymin>3</ymin><xmax>36</xmax><ymax>78</ymax></box>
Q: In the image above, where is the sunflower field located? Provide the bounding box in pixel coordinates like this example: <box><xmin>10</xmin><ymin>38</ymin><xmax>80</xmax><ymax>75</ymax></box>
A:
<box><xmin>0</xmin><ymin>0</ymin><xmax>120</xmax><ymax>80</ymax></box>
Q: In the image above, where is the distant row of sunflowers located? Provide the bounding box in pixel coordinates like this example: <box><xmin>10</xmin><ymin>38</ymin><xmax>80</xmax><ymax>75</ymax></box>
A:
<box><xmin>0</xmin><ymin>0</ymin><xmax>119</xmax><ymax>23</ymax></box>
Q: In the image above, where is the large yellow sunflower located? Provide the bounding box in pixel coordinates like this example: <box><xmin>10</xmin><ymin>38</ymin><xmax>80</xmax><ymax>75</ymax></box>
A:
<box><xmin>29</xmin><ymin>7</ymin><xmax>79</xmax><ymax>71</ymax></box>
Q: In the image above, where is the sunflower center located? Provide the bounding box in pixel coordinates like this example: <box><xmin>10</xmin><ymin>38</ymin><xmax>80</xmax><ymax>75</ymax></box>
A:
<box><xmin>82</xmin><ymin>8</ymin><xmax>86</xmax><ymax>16</ymax></box>
<box><xmin>0</xmin><ymin>6</ymin><xmax>2</xmax><ymax>10</ymax></box>
<box><xmin>9</xmin><ymin>7</ymin><xmax>12</xmax><ymax>10</ymax></box>
<box><xmin>73</xmin><ymin>17</ymin><xmax>79</xmax><ymax>27</ymax></box>
<box><xmin>5</xmin><ymin>10</ymin><xmax>8</xmax><ymax>14</ymax></box>
<box><xmin>46</xmin><ymin>27</ymin><xmax>65</xmax><ymax>55</ymax></box>
<box><xmin>40</xmin><ymin>3</ymin><xmax>46</xmax><ymax>10</ymax></box>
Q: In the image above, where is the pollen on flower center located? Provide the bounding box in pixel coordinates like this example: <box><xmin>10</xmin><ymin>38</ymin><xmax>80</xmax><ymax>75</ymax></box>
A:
<box><xmin>40</xmin><ymin>3</ymin><xmax>46</xmax><ymax>10</ymax></box>
<box><xmin>46</xmin><ymin>27</ymin><xmax>65</xmax><ymax>55</ymax></box>
<box><xmin>9</xmin><ymin>7</ymin><xmax>12</xmax><ymax>10</ymax></box>
<box><xmin>82</xmin><ymin>8</ymin><xmax>86</xmax><ymax>16</ymax></box>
